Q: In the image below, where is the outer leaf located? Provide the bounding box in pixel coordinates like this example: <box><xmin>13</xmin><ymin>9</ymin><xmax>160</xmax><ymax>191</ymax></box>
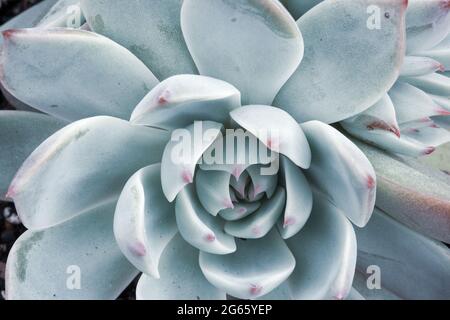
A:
<box><xmin>0</xmin><ymin>28</ymin><xmax>158</xmax><ymax>121</ymax></box>
<box><xmin>114</xmin><ymin>164</ymin><xmax>177</xmax><ymax>279</ymax></box>
<box><xmin>7</xmin><ymin>116</ymin><xmax>169</xmax><ymax>230</ymax></box>
<box><xmin>0</xmin><ymin>111</ymin><xmax>65</xmax><ymax>201</ymax></box>
<box><xmin>355</xmin><ymin>209</ymin><xmax>450</xmax><ymax>299</ymax></box>
<box><xmin>354</xmin><ymin>140</ymin><xmax>450</xmax><ymax>243</ymax></box>
<box><xmin>230</xmin><ymin>105</ymin><xmax>311</xmax><ymax>169</ymax></box>
<box><xmin>406</xmin><ymin>0</ymin><xmax>450</xmax><ymax>54</ymax></box>
<box><xmin>81</xmin><ymin>0</ymin><xmax>197</xmax><ymax>80</ymax></box>
<box><xmin>136</xmin><ymin>234</ymin><xmax>226</xmax><ymax>300</ymax></box>
<box><xmin>275</xmin><ymin>0</ymin><xmax>407</xmax><ymax>124</ymax></box>
<box><xmin>131</xmin><ymin>75</ymin><xmax>241</xmax><ymax>130</ymax></box>
<box><xmin>181</xmin><ymin>0</ymin><xmax>304</xmax><ymax>105</ymax></box>
<box><xmin>286</xmin><ymin>193</ymin><xmax>357</xmax><ymax>300</ymax></box>
<box><xmin>5</xmin><ymin>201</ymin><xmax>138</xmax><ymax>300</ymax></box>
<box><xmin>404</xmin><ymin>72</ymin><xmax>450</xmax><ymax>96</ymax></box>
<box><xmin>302</xmin><ymin>121</ymin><xmax>376</xmax><ymax>227</ymax></box>
<box><xmin>199</xmin><ymin>229</ymin><xmax>296</xmax><ymax>299</ymax></box>
<box><xmin>400</xmin><ymin>56</ymin><xmax>444</xmax><ymax>77</ymax></box>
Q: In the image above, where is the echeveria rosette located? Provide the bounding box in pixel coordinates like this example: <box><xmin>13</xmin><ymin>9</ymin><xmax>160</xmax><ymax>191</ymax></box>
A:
<box><xmin>341</xmin><ymin>0</ymin><xmax>450</xmax><ymax>157</ymax></box>
<box><xmin>0</xmin><ymin>0</ymin><xmax>448</xmax><ymax>300</ymax></box>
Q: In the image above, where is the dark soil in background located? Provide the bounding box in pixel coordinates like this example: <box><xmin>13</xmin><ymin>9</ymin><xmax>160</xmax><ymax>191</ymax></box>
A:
<box><xmin>0</xmin><ymin>0</ymin><xmax>137</xmax><ymax>300</ymax></box>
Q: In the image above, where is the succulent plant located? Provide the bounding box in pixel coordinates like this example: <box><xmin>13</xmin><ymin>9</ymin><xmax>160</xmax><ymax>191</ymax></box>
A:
<box><xmin>0</xmin><ymin>0</ymin><xmax>449</xmax><ymax>300</ymax></box>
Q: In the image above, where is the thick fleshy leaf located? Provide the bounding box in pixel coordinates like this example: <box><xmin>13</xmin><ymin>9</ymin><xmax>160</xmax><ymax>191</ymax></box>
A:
<box><xmin>389</xmin><ymin>82</ymin><xmax>448</xmax><ymax>123</ymax></box>
<box><xmin>199</xmin><ymin>229</ymin><xmax>296</xmax><ymax>299</ymax></box>
<box><xmin>0</xmin><ymin>28</ymin><xmax>158</xmax><ymax>121</ymax></box>
<box><xmin>279</xmin><ymin>0</ymin><xmax>322</xmax><ymax>20</ymax></box>
<box><xmin>224</xmin><ymin>187</ymin><xmax>286</xmax><ymax>239</ymax></box>
<box><xmin>404</xmin><ymin>72</ymin><xmax>450</xmax><ymax>96</ymax></box>
<box><xmin>277</xmin><ymin>156</ymin><xmax>313</xmax><ymax>239</ymax></box>
<box><xmin>229</xmin><ymin>171</ymin><xmax>249</xmax><ymax>199</ymax></box>
<box><xmin>419</xmin><ymin>142</ymin><xmax>450</xmax><ymax>173</ymax></box>
<box><xmin>417</xmin><ymin>32</ymin><xmax>450</xmax><ymax>69</ymax></box>
<box><xmin>176</xmin><ymin>185</ymin><xmax>236</xmax><ymax>255</ymax></box>
<box><xmin>136</xmin><ymin>234</ymin><xmax>226</xmax><ymax>300</ymax></box>
<box><xmin>81</xmin><ymin>0</ymin><xmax>197</xmax><ymax>80</ymax></box>
<box><xmin>8</xmin><ymin>116</ymin><xmax>169</xmax><ymax>230</ymax></box>
<box><xmin>219</xmin><ymin>201</ymin><xmax>261</xmax><ymax>222</ymax></box>
<box><xmin>430</xmin><ymin>94</ymin><xmax>450</xmax><ymax>111</ymax></box>
<box><xmin>230</xmin><ymin>105</ymin><xmax>311</xmax><ymax>169</ymax></box>
<box><xmin>161</xmin><ymin>121</ymin><xmax>222</xmax><ymax>202</ymax></box>
<box><xmin>402</xmin><ymin>123</ymin><xmax>450</xmax><ymax>147</ymax></box>
<box><xmin>38</xmin><ymin>0</ymin><xmax>85</xmax><ymax>28</ymax></box>
<box><xmin>302</xmin><ymin>121</ymin><xmax>376</xmax><ymax>227</ymax></box>
<box><xmin>406</xmin><ymin>0</ymin><xmax>450</xmax><ymax>54</ymax></box>
<box><xmin>5</xmin><ymin>201</ymin><xmax>138</xmax><ymax>300</ymax></box>
<box><xmin>356</xmin><ymin>209</ymin><xmax>450</xmax><ymax>299</ymax></box>
<box><xmin>275</xmin><ymin>0</ymin><xmax>407</xmax><ymax>124</ymax></box>
<box><xmin>114</xmin><ymin>164</ymin><xmax>177</xmax><ymax>279</ymax></box>
<box><xmin>286</xmin><ymin>193</ymin><xmax>357</xmax><ymax>300</ymax></box>
<box><xmin>246</xmin><ymin>165</ymin><xmax>278</xmax><ymax>199</ymax></box>
<box><xmin>131</xmin><ymin>75</ymin><xmax>241</xmax><ymax>130</ymax></box>
<box><xmin>341</xmin><ymin>94</ymin><xmax>400</xmax><ymax>140</ymax></box>
<box><xmin>0</xmin><ymin>111</ymin><xmax>65</xmax><ymax>201</ymax></box>
<box><xmin>195</xmin><ymin>169</ymin><xmax>233</xmax><ymax>216</ymax></box>
<box><xmin>353</xmin><ymin>140</ymin><xmax>450</xmax><ymax>243</ymax></box>
<box><xmin>352</xmin><ymin>270</ymin><xmax>401</xmax><ymax>300</ymax></box>
<box><xmin>342</xmin><ymin>120</ymin><xmax>437</xmax><ymax>157</ymax></box>
<box><xmin>181</xmin><ymin>0</ymin><xmax>304</xmax><ymax>105</ymax></box>
<box><xmin>0</xmin><ymin>0</ymin><xmax>57</xmax><ymax>45</ymax></box>
<box><xmin>400</xmin><ymin>56</ymin><xmax>444</xmax><ymax>77</ymax></box>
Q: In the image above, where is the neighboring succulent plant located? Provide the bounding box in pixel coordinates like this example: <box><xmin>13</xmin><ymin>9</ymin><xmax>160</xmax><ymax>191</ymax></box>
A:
<box><xmin>0</xmin><ymin>0</ymin><xmax>449</xmax><ymax>300</ymax></box>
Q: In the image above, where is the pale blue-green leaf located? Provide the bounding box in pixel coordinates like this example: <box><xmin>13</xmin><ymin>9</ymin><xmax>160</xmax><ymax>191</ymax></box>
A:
<box><xmin>352</xmin><ymin>270</ymin><xmax>401</xmax><ymax>300</ymax></box>
<box><xmin>199</xmin><ymin>229</ymin><xmax>295</xmax><ymax>299</ymax></box>
<box><xmin>136</xmin><ymin>234</ymin><xmax>226</xmax><ymax>300</ymax></box>
<box><xmin>81</xmin><ymin>0</ymin><xmax>197</xmax><ymax>80</ymax></box>
<box><xmin>161</xmin><ymin>121</ymin><xmax>222</xmax><ymax>202</ymax></box>
<box><xmin>176</xmin><ymin>185</ymin><xmax>236</xmax><ymax>255</ymax></box>
<box><xmin>275</xmin><ymin>0</ymin><xmax>406</xmax><ymax>124</ymax></box>
<box><xmin>277</xmin><ymin>156</ymin><xmax>312</xmax><ymax>239</ymax></box>
<box><xmin>230</xmin><ymin>105</ymin><xmax>311</xmax><ymax>169</ymax></box>
<box><xmin>341</xmin><ymin>94</ymin><xmax>400</xmax><ymax>139</ymax></box>
<box><xmin>246</xmin><ymin>165</ymin><xmax>278</xmax><ymax>199</ymax></box>
<box><xmin>131</xmin><ymin>75</ymin><xmax>241</xmax><ymax>130</ymax></box>
<box><xmin>5</xmin><ymin>201</ymin><xmax>138</xmax><ymax>300</ymax></box>
<box><xmin>0</xmin><ymin>111</ymin><xmax>65</xmax><ymax>201</ymax></box>
<box><xmin>229</xmin><ymin>171</ymin><xmax>249</xmax><ymax>199</ymax></box>
<box><xmin>195</xmin><ymin>169</ymin><xmax>233</xmax><ymax>216</ymax></box>
<box><xmin>1</xmin><ymin>28</ymin><xmax>158</xmax><ymax>121</ymax></box>
<box><xmin>353</xmin><ymin>140</ymin><xmax>450</xmax><ymax>243</ymax></box>
<box><xmin>219</xmin><ymin>201</ymin><xmax>261</xmax><ymax>222</ymax></box>
<box><xmin>406</xmin><ymin>0</ymin><xmax>450</xmax><ymax>54</ymax></box>
<box><xmin>181</xmin><ymin>0</ymin><xmax>303</xmax><ymax>105</ymax></box>
<box><xmin>356</xmin><ymin>209</ymin><xmax>450</xmax><ymax>299</ymax></box>
<box><xmin>404</xmin><ymin>72</ymin><xmax>450</xmax><ymax>96</ymax></box>
<box><xmin>389</xmin><ymin>82</ymin><xmax>447</xmax><ymax>123</ymax></box>
<box><xmin>8</xmin><ymin>116</ymin><xmax>169</xmax><ymax>230</ymax></box>
<box><xmin>38</xmin><ymin>0</ymin><xmax>85</xmax><ymax>28</ymax></box>
<box><xmin>114</xmin><ymin>164</ymin><xmax>177</xmax><ymax>279</ymax></box>
<box><xmin>224</xmin><ymin>187</ymin><xmax>285</xmax><ymax>239</ymax></box>
<box><xmin>402</xmin><ymin>124</ymin><xmax>450</xmax><ymax>147</ymax></box>
<box><xmin>418</xmin><ymin>141</ymin><xmax>450</xmax><ymax>173</ymax></box>
<box><xmin>400</xmin><ymin>56</ymin><xmax>444</xmax><ymax>77</ymax></box>
<box><xmin>286</xmin><ymin>193</ymin><xmax>357</xmax><ymax>300</ymax></box>
<box><xmin>302</xmin><ymin>121</ymin><xmax>376</xmax><ymax>227</ymax></box>
<box><xmin>430</xmin><ymin>94</ymin><xmax>450</xmax><ymax>111</ymax></box>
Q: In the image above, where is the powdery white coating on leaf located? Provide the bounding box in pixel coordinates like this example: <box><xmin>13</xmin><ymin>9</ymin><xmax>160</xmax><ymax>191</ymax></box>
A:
<box><xmin>5</xmin><ymin>201</ymin><xmax>138</xmax><ymax>300</ymax></box>
<box><xmin>81</xmin><ymin>0</ymin><xmax>197</xmax><ymax>80</ymax></box>
<box><xmin>114</xmin><ymin>164</ymin><xmax>177</xmax><ymax>279</ymax></box>
<box><xmin>0</xmin><ymin>28</ymin><xmax>158</xmax><ymax>121</ymax></box>
<box><xmin>8</xmin><ymin>116</ymin><xmax>169</xmax><ymax>230</ymax></box>
<box><xmin>136</xmin><ymin>234</ymin><xmax>226</xmax><ymax>300</ymax></box>
<box><xmin>199</xmin><ymin>229</ymin><xmax>295</xmax><ymax>299</ymax></box>
<box><xmin>181</xmin><ymin>0</ymin><xmax>304</xmax><ymax>105</ymax></box>
<box><xmin>275</xmin><ymin>0</ymin><xmax>407</xmax><ymax>124</ymax></box>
